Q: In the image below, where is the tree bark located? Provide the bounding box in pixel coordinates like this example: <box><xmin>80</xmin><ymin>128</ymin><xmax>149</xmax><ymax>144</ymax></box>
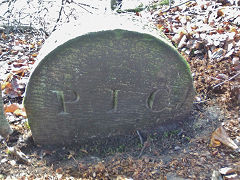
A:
<box><xmin>0</xmin><ymin>86</ymin><xmax>13</xmax><ymax>138</ymax></box>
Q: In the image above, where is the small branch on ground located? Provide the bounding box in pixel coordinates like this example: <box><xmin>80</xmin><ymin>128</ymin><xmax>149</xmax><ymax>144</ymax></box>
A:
<box><xmin>7</xmin><ymin>146</ymin><xmax>31</xmax><ymax>165</ymax></box>
<box><xmin>213</xmin><ymin>71</ymin><xmax>240</xmax><ymax>89</ymax></box>
<box><xmin>138</xmin><ymin>140</ymin><xmax>150</xmax><ymax>158</ymax></box>
<box><xmin>71</xmin><ymin>1</ymin><xmax>97</xmax><ymax>14</ymax></box>
<box><xmin>163</xmin><ymin>0</ymin><xmax>196</xmax><ymax>12</ymax></box>
<box><xmin>51</xmin><ymin>0</ymin><xmax>65</xmax><ymax>32</ymax></box>
<box><xmin>136</xmin><ymin>130</ymin><xmax>144</xmax><ymax>145</ymax></box>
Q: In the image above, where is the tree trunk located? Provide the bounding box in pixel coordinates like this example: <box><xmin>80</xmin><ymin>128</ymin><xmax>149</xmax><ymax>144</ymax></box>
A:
<box><xmin>0</xmin><ymin>87</ymin><xmax>13</xmax><ymax>138</ymax></box>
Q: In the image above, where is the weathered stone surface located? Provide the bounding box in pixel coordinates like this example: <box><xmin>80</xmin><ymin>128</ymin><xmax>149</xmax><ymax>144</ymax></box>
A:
<box><xmin>0</xmin><ymin>87</ymin><xmax>13</xmax><ymax>138</ymax></box>
<box><xmin>24</xmin><ymin>15</ymin><xmax>194</xmax><ymax>146</ymax></box>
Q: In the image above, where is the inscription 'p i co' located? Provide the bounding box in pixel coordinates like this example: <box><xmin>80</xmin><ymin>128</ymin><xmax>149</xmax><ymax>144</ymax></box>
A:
<box><xmin>51</xmin><ymin>90</ymin><xmax>80</xmax><ymax>114</ymax></box>
<box><xmin>51</xmin><ymin>89</ymin><xmax>161</xmax><ymax>114</ymax></box>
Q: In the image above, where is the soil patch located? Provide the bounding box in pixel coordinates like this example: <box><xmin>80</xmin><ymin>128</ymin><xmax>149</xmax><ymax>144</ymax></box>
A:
<box><xmin>0</xmin><ymin>102</ymin><xmax>227</xmax><ymax>179</ymax></box>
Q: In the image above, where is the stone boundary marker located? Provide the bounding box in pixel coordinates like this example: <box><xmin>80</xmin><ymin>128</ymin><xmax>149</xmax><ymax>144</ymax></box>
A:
<box><xmin>0</xmin><ymin>87</ymin><xmax>13</xmax><ymax>138</ymax></box>
<box><xmin>24</xmin><ymin>15</ymin><xmax>195</xmax><ymax>146</ymax></box>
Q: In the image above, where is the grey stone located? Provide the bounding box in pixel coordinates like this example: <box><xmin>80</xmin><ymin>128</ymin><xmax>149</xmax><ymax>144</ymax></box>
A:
<box><xmin>211</xmin><ymin>170</ymin><xmax>223</xmax><ymax>180</ymax></box>
<box><xmin>174</xmin><ymin>146</ymin><xmax>181</xmax><ymax>151</ymax></box>
<box><xmin>24</xmin><ymin>15</ymin><xmax>194</xmax><ymax>146</ymax></box>
<box><xmin>0</xmin><ymin>87</ymin><xmax>13</xmax><ymax>138</ymax></box>
<box><xmin>166</xmin><ymin>173</ymin><xmax>190</xmax><ymax>180</ymax></box>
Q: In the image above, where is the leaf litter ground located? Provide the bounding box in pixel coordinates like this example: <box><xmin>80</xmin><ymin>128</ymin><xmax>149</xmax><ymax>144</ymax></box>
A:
<box><xmin>0</xmin><ymin>0</ymin><xmax>240</xmax><ymax>179</ymax></box>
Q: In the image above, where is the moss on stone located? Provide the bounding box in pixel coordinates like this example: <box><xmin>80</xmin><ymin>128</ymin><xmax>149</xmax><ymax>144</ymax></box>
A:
<box><xmin>24</xmin><ymin>15</ymin><xmax>194</xmax><ymax>146</ymax></box>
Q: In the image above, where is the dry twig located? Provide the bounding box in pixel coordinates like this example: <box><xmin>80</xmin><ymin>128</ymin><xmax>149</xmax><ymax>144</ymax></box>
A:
<box><xmin>163</xmin><ymin>0</ymin><xmax>196</xmax><ymax>12</ymax></box>
<box><xmin>213</xmin><ymin>71</ymin><xmax>240</xmax><ymax>89</ymax></box>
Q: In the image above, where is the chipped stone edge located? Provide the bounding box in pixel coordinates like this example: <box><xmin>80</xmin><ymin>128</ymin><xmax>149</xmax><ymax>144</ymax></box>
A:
<box><xmin>0</xmin><ymin>87</ymin><xmax>13</xmax><ymax>138</ymax></box>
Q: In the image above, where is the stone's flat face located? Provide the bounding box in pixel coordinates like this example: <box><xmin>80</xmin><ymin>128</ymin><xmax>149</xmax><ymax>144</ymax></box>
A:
<box><xmin>0</xmin><ymin>88</ymin><xmax>13</xmax><ymax>137</ymax></box>
<box><xmin>24</xmin><ymin>19</ymin><xmax>194</xmax><ymax>145</ymax></box>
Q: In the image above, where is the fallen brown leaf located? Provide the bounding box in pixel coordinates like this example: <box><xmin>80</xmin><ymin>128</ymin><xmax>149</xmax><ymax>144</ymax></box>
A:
<box><xmin>1</xmin><ymin>82</ymin><xmax>11</xmax><ymax>90</ymax></box>
<box><xmin>210</xmin><ymin>126</ymin><xmax>238</xmax><ymax>150</ymax></box>
<box><xmin>13</xmin><ymin>108</ymin><xmax>27</xmax><ymax>118</ymax></box>
<box><xmin>4</xmin><ymin>103</ymin><xmax>20</xmax><ymax>113</ymax></box>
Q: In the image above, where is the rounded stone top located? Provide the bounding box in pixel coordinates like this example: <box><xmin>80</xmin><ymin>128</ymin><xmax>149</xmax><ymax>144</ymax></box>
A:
<box><xmin>24</xmin><ymin>14</ymin><xmax>194</xmax><ymax>146</ymax></box>
<box><xmin>36</xmin><ymin>14</ymin><xmax>173</xmax><ymax>63</ymax></box>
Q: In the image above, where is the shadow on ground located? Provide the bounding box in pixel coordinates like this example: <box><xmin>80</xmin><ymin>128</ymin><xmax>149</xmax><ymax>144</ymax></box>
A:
<box><xmin>12</xmin><ymin>102</ymin><xmax>225</xmax><ymax>178</ymax></box>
